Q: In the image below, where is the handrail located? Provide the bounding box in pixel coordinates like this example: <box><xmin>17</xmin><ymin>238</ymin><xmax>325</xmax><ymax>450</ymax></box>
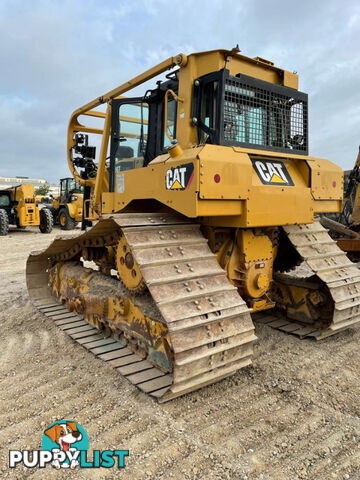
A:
<box><xmin>164</xmin><ymin>89</ymin><xmax>184</xmax><ymax>142</ymax></box>
<box><xmin>67</xmin><ymin>54</ymin><xmax>187</xmax><ymax>195</ymax></box>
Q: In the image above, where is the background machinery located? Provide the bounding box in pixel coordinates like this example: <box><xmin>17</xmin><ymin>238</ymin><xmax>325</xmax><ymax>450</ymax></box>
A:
<box><xmin>35</xmin><ymin>195</ymin><xmax>52</xmax><ymax>205</ymax></box>
<box><xmin>338</xmin><ymin>146</ymin><xmax>360</xmax><ymax>227</ymax></box>
<box><xmin>321</xmin><ymin>145</ymin><xmax>360</xmax><ymax>259</ymax></box>
<box><xmin>0</xmin><ymin>184</ymin><xmax>53</xmax><ymax>236</ymax></box>
<box><xmin>26</xmin><ymin>48</ymin><xmax>360</xmax><ymax>402</ymax></box>
<box><xmin>47</xmin><ymin>177</ymin><xmax>84</xmax><ymax>230</ymax></box>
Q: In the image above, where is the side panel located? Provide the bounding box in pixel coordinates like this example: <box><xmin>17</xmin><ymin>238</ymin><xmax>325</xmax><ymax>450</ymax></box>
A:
<box><xmin>307</xmin><ymin>158</ymin><xmax>344</xmax><ymax>200</ymax></box>
<box><xmin>67</xmin><ymin>195</ymin><xmax>83</xmax><ymax>222</ymax></box>
<box><xmin>246</xmin><ymin>156</ymin><xmax>313</xmax><ymax>226</ymax></box>
<box><xmin>102</xmin><ymin>148</ymin><xmax>201</xmax><ymax>218</ymax></box>
<box><xmin>101</xmin><ymin>145</ymin><xmax>343</xmax><ymax>228</ymax></box>
<box><xmin>17</xmin><ymin>205</ymin><xmax>40</xmax><ymax>226</ymax></box>
<box><xmin>198</xmin><ymin>147</ymin><xmax>252</xmax><ymax>200</ymax></box>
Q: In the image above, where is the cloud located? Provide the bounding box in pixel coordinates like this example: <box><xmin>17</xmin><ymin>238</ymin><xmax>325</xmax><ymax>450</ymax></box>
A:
<box><xmin>0</xmin><ymin>0</ymin><xmax>359</xmax><ymax>182</ymax></box>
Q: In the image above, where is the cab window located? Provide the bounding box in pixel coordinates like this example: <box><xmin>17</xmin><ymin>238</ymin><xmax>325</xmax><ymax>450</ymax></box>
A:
<box><xmin>114</xmin><ymin>103</ymin><xmax>149</xmax><ymax>172</ymax></box>
<box><xmin>199</xmin><ymin>81</ymin><xmax>218</xmax><ymax>143</ymax></box>
<box><xmin>67</xmin><ymin>179</ymin><xmax>83</xmax><ymax>194</ymax></box>
<box><xmin>163</xmin><ymin>98</ymin><xmax>176</xmax><ymax>149</ymax></box>
<box><xmin>0</xmin><ymin>194</ymin><xmax>10</xmax><ymax>207</ymax></box>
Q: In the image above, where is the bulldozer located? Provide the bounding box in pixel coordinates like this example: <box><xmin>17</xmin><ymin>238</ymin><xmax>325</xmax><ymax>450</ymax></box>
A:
<box><xmin>26</xmin><ymin>48</ymin><xmax>360</xmax><ymax>402</ymax></box>
<box><xmin>0</xmin><ymin>184</ymin><xmax>53</xmax><ymax>236</ymax></box>
<box><xmin>47</xmin><ymin>177</ymin><xmax>84</xmax><ymax>230</ymax></box>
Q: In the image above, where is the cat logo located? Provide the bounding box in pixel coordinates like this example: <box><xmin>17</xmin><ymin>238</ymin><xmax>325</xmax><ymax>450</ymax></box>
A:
<box><xmin>252</xmin><ymin>159</ymin><xmax>294</xmax><ymax>186</ymax></box>
<box><xmin>166</xmin><ymin>163</ymin><xmax>194</xmax><ymax>190</ymax></box>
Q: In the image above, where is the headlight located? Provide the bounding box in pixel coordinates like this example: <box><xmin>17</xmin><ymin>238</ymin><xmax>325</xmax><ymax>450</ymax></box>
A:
<box><xmin>71</xmin><ymin>195</ymin><xmax>78</xmax><ymax>202</ymax></box>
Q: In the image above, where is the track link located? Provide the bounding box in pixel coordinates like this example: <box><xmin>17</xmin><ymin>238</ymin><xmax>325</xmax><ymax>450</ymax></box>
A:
<box><xmin>256</xmin><ymin>221</ymin><xmax>360</xmax><ymax>339</ymax></box>
<box><xmin>26</xmin><ymin>213</ymin><xmax>256</xmax><ymax>402</ymax></box>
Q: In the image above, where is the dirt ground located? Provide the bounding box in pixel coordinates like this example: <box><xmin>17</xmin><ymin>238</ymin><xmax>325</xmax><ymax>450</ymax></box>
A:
<box><xmin>0</xmin><ymin>226</ymin><xmax>359</xmax><ymax>480</ymax></box>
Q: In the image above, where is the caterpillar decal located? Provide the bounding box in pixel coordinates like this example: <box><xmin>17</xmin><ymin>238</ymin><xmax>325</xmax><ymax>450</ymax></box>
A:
<box><xmin>166</xmin><ymin>163</ymin><xmax>194</xmax><ymax>190</ymax></box>
<box><xmin>252</xmin><ymin>159</ymin><xmax>294</xmax><ymax>186</ymax></box>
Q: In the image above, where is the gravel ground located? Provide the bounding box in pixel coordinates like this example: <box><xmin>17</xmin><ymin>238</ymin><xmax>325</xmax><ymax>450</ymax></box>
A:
<box><xmin>0</xmin><ymin>226</ymin><xmax>359</xmax><ymax>479</ymax></box>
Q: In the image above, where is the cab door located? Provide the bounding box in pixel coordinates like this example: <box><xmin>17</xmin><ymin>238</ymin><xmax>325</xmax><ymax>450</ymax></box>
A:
<box><xmin>109</xmin><ymin>98</ymin><xmax>149</xmax><ymax>192</ymax></box>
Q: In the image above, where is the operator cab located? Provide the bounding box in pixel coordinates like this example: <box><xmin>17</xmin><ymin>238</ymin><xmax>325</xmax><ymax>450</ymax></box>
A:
<box><xmin>60</xmin><ymin>177</ymin><xmax>84</xmax><ymax>204</ymax></box>
<box><xmin>70</xmin><ymin>51</ymin><xmax>308</xmax><ymax>195</ymax></box>
<box><xmin>192</xmin><ymin>69</ymin><xmax>308</xmax><ymax>154</ymax></box>
<box><xmin>107</xmin><ymin>67</ymin><xmax>308</xmax><ymax>193</ymax></box>
<box><xmin>109</xmin><ymin>72</ymin><xmax>179</xmax><ymax>183</ymax></box>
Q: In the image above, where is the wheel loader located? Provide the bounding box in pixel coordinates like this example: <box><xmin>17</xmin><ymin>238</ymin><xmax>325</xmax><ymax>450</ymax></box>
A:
<box><xmin>26</xmin><ymin>48</ymin><xmax>360</xmax><ymax>402</ymax></box>
<box><xmin>46</xmin><ymin>177</ymin><xmax>83</xmax><ymax>230</ymax></box>
<box><xmin>0</xmin><ymin>184</ymin><xmax>53</xmax><ymax>236</ymax></box>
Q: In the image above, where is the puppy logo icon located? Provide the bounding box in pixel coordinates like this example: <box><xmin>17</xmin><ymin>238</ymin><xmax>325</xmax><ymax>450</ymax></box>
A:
<box><xmin>9</xmin><ymin>420</ymin><xmax>128</xmax><ymax>469</ymax></box>
<box><xmin>42</xmin><ymin>420</ymin><xmax>89</xmax><ymax>469</ymax></box>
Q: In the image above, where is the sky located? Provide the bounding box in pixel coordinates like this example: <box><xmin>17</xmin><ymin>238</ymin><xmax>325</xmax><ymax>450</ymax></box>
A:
<box><xmin>0</xmin><ymin>0</ymin><xmax>359</xmax><ymax>182</ymax></box>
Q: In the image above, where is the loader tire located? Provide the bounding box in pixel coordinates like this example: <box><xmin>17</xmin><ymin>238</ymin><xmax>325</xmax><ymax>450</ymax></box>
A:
<box><xmin>47</xmin><ymin>206</ymin><xmax>57</xmax><ymax>223</ymax></box>
<box><xmin>0</xmin><ymin>209</ymin><xmax>9</xmax><ymax>236</ymax></box>
<box><xmin>39</xmin><ymin>208</ymin><xmax>53</xmax><ymax>234</ymax></box>
<box><xmin>59</xmin><ymin>208</ymin><xmax>77</xmax><ymax>230</ymax></box>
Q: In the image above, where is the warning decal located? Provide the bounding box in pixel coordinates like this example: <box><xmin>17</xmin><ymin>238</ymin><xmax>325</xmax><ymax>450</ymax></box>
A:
<box><xmin>251</xmin><ymin>159</ymin><xmax>294</xmax><ymax>186</ymax></box>
<box><xmin>166</xmin><ymin>163</ymin><xmax>194</xmax><ymax>190</ymax></box>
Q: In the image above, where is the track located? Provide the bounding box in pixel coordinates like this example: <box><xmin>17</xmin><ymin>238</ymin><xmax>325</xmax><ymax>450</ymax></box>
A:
<box><xmin>258</xmin><ymin>221</ymin><xmax>360</xmax><ymax>339</ymax></box>
<box><xmin>3</xmin><ymin>227</ymin><xmax>360</xmax><ymax>479</ymax></box>
<box><xmin>26</xmin><ymin>213</ymin><xmax>256</xmax><ymax>402</ymax></box>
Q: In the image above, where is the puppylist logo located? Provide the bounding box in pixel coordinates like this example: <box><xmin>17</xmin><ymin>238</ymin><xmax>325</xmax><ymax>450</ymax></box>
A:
<box><xmin>9</xmin><ymin>420</ymin><xmax>129</xmax><ymax>470</ymax></box>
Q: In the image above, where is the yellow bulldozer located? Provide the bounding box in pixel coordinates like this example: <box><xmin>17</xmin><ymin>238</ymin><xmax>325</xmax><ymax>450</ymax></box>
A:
<box><xmin>26</xmin><ymin>48</ymin><xmax>360</xmax><ymax>402</ymax></box>
<box><xmin>0</xmin><ymin>184</ymin><xmax>53</xmax><ymax>235</ymax></box>
<box><xmin>47</xmin><ymin>177</ymin><xmax>84</xmax><ymax>230</ymax></box>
